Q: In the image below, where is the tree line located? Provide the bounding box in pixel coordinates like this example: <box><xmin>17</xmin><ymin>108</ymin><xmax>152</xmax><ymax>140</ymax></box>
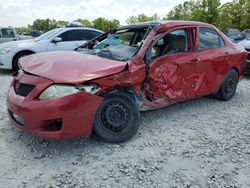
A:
<box><xmin>16</xmin><ymin>0</ymin><xmax>250</xmax><ymax>34</ymax></box>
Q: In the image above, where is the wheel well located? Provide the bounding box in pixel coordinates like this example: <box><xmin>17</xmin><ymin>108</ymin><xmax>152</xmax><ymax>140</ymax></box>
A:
<box><xmin>104</xmin><ymin>87</ymin><xmax>143</xmax><ymax>108</ymax></box>
<box><xmin>231</xmin><ymin>67</ymin><xmax>240</xmax><ymax>76</ymax></box>
<box><xmin>12</xmin><ymin>50</ymin><xmax>35</xmax><ymax>68</ymax></box>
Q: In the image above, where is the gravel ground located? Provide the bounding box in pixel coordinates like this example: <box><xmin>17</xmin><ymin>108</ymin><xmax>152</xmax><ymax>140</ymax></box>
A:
<box><xmin>0</xmin><ymin>69</ymin><xmax>250</xmax><ymax>188</ymax></box>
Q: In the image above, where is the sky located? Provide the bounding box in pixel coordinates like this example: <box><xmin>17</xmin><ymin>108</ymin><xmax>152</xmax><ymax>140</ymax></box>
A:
<box><xmin>0</xmin><ymin>0</ymin><xmax>233</xmax><ymax>27</ymax></box>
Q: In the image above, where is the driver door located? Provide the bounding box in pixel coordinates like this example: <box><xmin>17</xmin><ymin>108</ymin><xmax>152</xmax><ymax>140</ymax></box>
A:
<box><xmin>145</xmin><ymin>27</ymin><xmax>207</xmax><ymax>101</ymax></box>
<box><xmin>47</xmin><ymin>29</ymin><xmax>87</xmax><ymax>51</ymax></box>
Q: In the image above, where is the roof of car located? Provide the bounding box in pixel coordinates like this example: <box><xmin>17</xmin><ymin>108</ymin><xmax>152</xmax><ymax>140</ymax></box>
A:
<box><xmin>119</xmin><ymin>20</ymin><xmax>212</xmax><ymax>30</ymax></box>
<box><xmin>59</xmin><ymin>27</ymin><xmax>104</xmax><ymax>33</ymax></box>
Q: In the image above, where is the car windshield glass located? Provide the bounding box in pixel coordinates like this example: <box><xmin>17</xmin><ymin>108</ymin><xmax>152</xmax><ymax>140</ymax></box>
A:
<box><xmin>35</xmin><ymin>28</ymin><xmax>63</xmax><ymax>41</ymax></box>
<box><xmin>227</xmin><ymin>28</ymin><xmax>244</xmax><ymax>38</ymax></box>
<box><xmin>83</xmin><ymin>28</ymin><xmax>149</xmax><ymax>62</ymax></box>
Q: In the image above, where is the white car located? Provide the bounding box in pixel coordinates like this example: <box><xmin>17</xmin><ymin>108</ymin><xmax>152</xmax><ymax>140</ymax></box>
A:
<box><xmin>0</xmin><ymin>27</ymin><xmax>21</xmax><ymax>44</ymax></box>
<box><xmin>0</xmin><ymin>27</ymin><xmax>103</xmax><ymax>70</ymax></box>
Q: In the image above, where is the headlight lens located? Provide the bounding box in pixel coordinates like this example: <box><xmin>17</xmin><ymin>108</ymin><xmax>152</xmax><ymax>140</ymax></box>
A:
<box><xmin>39</xmin><ymin>84</ymin><xmax>101</xmax><ymax>100</ymax></box>
<box><xmin>0</xmin><ymin>45</ymin><xmax>17</xmax><ymax>54</ymax></box>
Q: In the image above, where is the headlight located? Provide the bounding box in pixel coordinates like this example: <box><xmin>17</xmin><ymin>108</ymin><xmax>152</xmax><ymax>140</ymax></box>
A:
<box><xmin>0</xmin><ymin>45</ymin><xmax>17</xmax><ymax>54</ymax></box>
<box><xmin>39</xmin><ymin>84</ymin><xmax>101</xmax><ymax>100</ymax></box>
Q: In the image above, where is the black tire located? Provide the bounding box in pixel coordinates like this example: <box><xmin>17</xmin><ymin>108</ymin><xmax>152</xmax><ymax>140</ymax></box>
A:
<box><xmin>215</xmin><ymin>69</ymin><xmax>238</xmax><ymax>101</ymax></box>
<box><xmin>93</xmin><ymin>92</ymin><xmax>140</xmax><ymax>143</ymax></box>
<box><xmin>13</xmin><ymin>52</ymin><xmax>33</xmax><ymax>71</ymax></box>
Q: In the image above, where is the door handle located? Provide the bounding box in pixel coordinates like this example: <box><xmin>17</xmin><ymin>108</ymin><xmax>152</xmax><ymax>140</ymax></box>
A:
<box><xmin>225</xmin><ymin>52</ymin><xmax>229</xmax><ymax>55</ymax></box>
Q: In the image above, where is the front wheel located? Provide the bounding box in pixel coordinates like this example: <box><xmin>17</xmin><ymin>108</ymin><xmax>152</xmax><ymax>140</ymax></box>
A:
<box><xmin>93</xmin><ymin>92</ymin><xmax>140</xmax><ymax>143</ymax></box>
<box><xmin>215</xmin><ymin>69</ymin><xmax>238</xmax><ymax>101</ymax></box>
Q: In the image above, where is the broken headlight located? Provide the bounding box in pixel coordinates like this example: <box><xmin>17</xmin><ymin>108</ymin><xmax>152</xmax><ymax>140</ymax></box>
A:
<box><xmin>39</xmin><ymin>84</ymin><xmax>101</xmax><ymax>100</ymax></box>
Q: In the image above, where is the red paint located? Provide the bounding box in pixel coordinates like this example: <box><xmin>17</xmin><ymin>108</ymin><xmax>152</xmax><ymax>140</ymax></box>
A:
<box><xmin>7</xmin><ymin>71</ymin><xmax>103</xmax><ymax>139</ymax></box>
<box><xmin>7</xmin><ymin>21</ymin><xmax>247</xmax><ymax>139</ymax></box>
<box><xmin>20</xmin><ymin>51</ymin><xmax>126</xmax><ymax>84</ymax></box>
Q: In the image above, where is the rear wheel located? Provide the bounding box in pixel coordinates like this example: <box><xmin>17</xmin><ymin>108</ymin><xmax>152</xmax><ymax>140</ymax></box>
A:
<box><xmin>215</xmin><ymin>69</ymin><xmax>238</xmax><ymax>101</ymax></box>
<box><xmin>93</xmin><ymin>92</ymin><xmax>140</xmax><ymax>143</ymax></box>
<box><xmin>13</xmin><ymin>52</ymin><xmax>34</xmax><ymax>71</ymax></box>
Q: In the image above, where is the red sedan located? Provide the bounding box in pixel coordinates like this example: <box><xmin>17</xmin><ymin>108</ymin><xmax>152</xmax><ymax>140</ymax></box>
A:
<box><xmin>7</xmin><ymin>21</ymin><xmax>247</xmax><ymax>142</ymax></box>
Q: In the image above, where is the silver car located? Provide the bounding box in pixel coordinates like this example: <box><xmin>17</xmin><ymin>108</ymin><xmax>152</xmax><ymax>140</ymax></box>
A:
<box><xmin>0</xmin><ymin>27</ymin><xmax>20</xmax><ymax>44</ymax></box>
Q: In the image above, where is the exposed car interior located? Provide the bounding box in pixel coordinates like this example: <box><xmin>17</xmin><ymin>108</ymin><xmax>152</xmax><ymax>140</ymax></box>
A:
<box><xmin>151</xmin><ymin>29</ymin><xmax>189</xmax><ymax>59</ymax></box>
<box><xmin>81</xmin><ymin>27</ymin><xmax>149</xmax><ymax>61</ymax></box>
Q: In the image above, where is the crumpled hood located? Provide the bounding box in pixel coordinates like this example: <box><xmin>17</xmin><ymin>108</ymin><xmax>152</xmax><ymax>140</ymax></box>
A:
<box><xmin>20</xmin><ymin>51</ymin><xmax>126</xmax><ymax>83</ymax></box>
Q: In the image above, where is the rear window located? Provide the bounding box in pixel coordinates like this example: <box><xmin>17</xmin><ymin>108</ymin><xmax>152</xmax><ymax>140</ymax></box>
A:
<box><xmin>0</xmin><ymin>28</ymin><xmax>15</xmax><ymax>38</ymax></box>
<box><xmin>199</xmin><ymin>28</ymin><xmax>223</xmax><ymax>50</ymax></box>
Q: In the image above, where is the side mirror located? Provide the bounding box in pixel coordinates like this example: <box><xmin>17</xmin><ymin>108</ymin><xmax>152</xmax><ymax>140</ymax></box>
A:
<box><xmin>53</xmin><ymin>37</ymin><xmax>62</xmax><ymax>43</ymax></box>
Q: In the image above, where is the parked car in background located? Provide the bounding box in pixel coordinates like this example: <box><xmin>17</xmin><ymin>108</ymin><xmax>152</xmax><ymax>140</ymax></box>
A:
<box><xmin>239</xmin><ymin>37</ymin><xmax>250</xmax><ymax>74</ymax></box>
<box><xmin>0</xmin><ymin>26</ymin><xmax>103</xmax><ymax>70</ymax></box>
<box><xmin>20</xmin><ymin>30</ymin><xmax>43</xmax><ymax>40</ymax></box>
<box><xmin>226</xmin><ymin>28</ymin><xmax>245</xmax><ymax>43</ymax></box>
<box><xmin>242</xmin><ymin>29</ymin><xmax>250</xmax><ymax>38</ymax></box>
<box><xmin>0</xmin><ymin>27</ymin><xmax>20</xmax><ymax>44</ymax></box>
<box><xmin>7</xmin><ymin>21</ymin><xmax>247</xmax><ymax>142</ymax></box>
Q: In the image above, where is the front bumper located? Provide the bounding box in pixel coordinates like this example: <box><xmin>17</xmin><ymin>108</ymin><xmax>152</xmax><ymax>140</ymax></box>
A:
<box><xmin>0</xmin><ymin>53</ymin><xmax>13</xmax><ymax>69</ymax></box>
<box><xmin>7</xmin><ymin>72</ymin><xmax>103</xmax><ymax>140</ymax></box>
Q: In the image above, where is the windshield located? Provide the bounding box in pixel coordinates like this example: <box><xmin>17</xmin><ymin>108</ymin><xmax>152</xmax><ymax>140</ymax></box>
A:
<box><xmin>82</xmin><ymin>28</ymin><xmax>149</xmax><ymax>61</ymax></box>
<box><xmin>35</xmin><ymin>28</ymin><xmax>63</xmax><ymax>41</ymax></box>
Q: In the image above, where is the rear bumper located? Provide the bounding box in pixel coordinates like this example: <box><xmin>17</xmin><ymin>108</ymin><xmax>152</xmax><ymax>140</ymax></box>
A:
<box><xmin>7</xmin><ymin>72</ymin><xmax>103</xmax><ymax>140</ymax></box>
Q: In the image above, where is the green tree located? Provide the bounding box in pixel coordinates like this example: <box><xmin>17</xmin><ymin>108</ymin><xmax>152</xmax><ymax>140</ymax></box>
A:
<box><xmin>92</xmin><ymin>17</ymin><xmax>120</xmax><ymax>31</ymax></box>
<box><xmin>126</xmin><ymin>13</ymin><xmax>159</xmax><ymax>24</ymax></box>
<box><xmin>76</xmin><ymin>19</ymin><xmax>93</xmax><ymax>28</ymax></box>
<box><xmin>165</xmin><ymin>0</ymin><xmax>250</xmax><ymax>31</ymax></box>
<box><xmin>32</xmin><ymin>18</ymin><xmax>58</xmax><ymax>32</ymax></box>
<box><xmin>15</xmin><ymin>25</ymin><xmax>32</xmax><ymax>34</ymax></box>
<box><xmin>57</xmin><ymin>20</ymin><xmax>68</xmax><ymax>27</ymax></box>
<box><xmin>217</xmin><ymin>0</ymin><xmax>249</xmax><ymax>31</ymax></box>
<box><xmin>166</xmin><ymin>0</ymin><xmax>220</xmax><ymax>24</ymax></box>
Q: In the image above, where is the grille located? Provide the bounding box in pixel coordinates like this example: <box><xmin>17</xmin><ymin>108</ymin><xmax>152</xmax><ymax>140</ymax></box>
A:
<box><xmin>14</xmin><ymin>81</ymin><xmax>35</xmax><ymax>97</ymax></box>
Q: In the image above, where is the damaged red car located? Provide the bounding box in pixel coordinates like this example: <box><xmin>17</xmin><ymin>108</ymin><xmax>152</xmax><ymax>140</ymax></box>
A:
<box><xmin>7</xmin><ymin>21</ymin><xmax>247</xmax><ymax>142</ymax></box>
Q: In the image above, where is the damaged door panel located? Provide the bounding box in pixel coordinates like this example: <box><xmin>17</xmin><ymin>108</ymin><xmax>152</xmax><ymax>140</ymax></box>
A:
<box><xmin>143</xmin><ymin>27</ymin><xmax>208</xmax><ymax>105</ymax></box>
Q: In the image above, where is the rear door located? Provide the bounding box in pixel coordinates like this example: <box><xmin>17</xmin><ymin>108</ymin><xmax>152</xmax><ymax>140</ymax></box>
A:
<box><xmin>197</xmin><ymin>27</ymin><xmax>229</xmax><ymax>93</ymax></box>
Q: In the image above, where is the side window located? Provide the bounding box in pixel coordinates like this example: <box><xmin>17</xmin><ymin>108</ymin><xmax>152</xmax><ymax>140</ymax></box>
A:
<box><xmin>1</xmin><ymin>28</ymin><xmax>15</xmax><ymax>38</ymax></box>
<box><xmin>199</xmin><ymin>28</ymin><xmax>223</xmax><ymax>50</ymax></box>
<box><xmin>150</xmin><ymin>29</ymin><xmax>190</xmax><ymax>59</ymax></box>
<box><xmin>78</xmin><ymin>30</ymin><xmax>101</xmax><ymax>40</ymax></box>
<box><xmin>58</xmin><ymin>30</ymin><xmax>82</xmax><ymax>41</ymax></box>
<box><xmin>90</xmin><ymin>31</ymin><xmax>102</xmax><ymax>39</ymax></box>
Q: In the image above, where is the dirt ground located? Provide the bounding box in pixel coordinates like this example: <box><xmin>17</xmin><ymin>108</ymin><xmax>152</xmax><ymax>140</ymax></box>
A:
<box><xmin>0</xmin><ymin>69</ymin><xmax>250</xmax><ymax>188</ymax></box>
